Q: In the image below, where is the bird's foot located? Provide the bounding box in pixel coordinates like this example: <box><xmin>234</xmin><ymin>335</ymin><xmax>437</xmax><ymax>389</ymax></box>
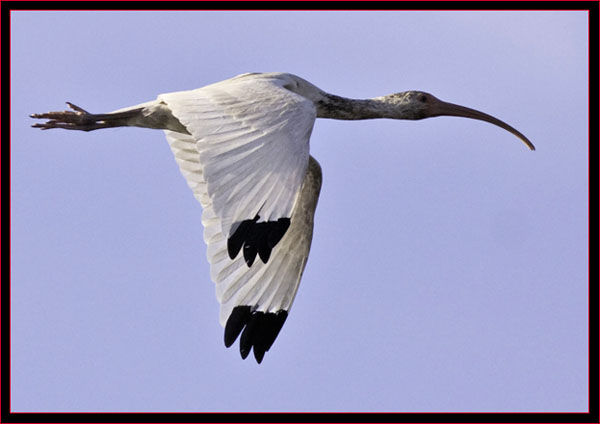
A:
<box><xmin>30</xmin><ymin>102</ymin><xmax>103</xmax><ymax>131</ymax></box>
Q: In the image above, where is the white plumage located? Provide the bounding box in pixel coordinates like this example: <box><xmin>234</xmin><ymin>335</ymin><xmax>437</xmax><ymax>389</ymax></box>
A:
<box><xmin>159</xmin><ymin>74</ymin><xmax>316</xmax><ymax>239</ymax></box>
<box><xmin>164</xmin><ymin>129</ymin><xmax>321</xmax><ymax>328</ymax></box>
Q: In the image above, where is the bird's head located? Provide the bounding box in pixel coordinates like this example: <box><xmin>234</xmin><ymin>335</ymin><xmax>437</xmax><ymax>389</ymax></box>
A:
<box><xmin>380</xmin><ymin>90</ymin><xmax>535</xmax><ymax>150</ymax></box>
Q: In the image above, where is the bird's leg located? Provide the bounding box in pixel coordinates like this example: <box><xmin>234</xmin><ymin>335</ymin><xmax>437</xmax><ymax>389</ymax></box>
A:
<box><xmin>30</xmin><ymin>102</ymin><xmax>145</xmax><ymax>132</ymax></box>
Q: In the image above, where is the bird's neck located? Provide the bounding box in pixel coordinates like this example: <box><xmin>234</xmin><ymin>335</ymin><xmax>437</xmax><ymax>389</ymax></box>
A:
<box><xmin>315</xmin><ymin>93</ymin><xmax>414</xmax><ymax>120</ymax></box>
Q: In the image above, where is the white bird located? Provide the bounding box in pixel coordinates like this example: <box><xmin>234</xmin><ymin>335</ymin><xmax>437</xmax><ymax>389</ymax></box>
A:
<box><xmin>31</xmin><ymin>72</ymin><xmax>535</xmax><ymax>363</ymax></box>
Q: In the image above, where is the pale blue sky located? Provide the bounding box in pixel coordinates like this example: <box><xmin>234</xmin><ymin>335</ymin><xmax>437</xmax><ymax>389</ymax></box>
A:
<box><xmin>11</xmin><ymin>11</ymin><xmax>588</xmax><ymax>412</ymax></box>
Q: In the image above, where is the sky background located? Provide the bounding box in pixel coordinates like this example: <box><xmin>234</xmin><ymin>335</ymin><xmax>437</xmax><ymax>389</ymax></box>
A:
<box><xmin>10</xmin><ymin>11</ymin><xmax>588</xmax><ymax>412</ymax></box>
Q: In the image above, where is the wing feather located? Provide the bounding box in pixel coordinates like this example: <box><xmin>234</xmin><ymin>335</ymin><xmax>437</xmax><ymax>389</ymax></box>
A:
<box><xmin>163</xmin><ymin>124</ymin><xmax>322</xmax><ymax>362</ymax></box>
<box><xmin>159</xmin><ymin>74</ymin><xmax>316</xmax><ymax>238</ymax></box>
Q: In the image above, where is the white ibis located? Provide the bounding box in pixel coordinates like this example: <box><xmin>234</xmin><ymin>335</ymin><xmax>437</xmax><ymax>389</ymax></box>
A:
<box><xmin>31</xmin><ymin>72</ymin><xmax>535</xmax><ymax>363</ymax></box>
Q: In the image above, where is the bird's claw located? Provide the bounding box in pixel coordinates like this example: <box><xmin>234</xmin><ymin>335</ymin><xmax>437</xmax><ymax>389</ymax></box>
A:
<box><xmin>30</xmin><ymin>102</ymin><xmax>97</xmax><ymax>131</ymax></box>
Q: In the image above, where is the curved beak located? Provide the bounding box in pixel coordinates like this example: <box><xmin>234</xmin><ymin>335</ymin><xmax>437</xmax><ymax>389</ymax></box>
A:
<box><xmin>429</xmin><ymin>98</ymin><xmax>535</xmax><ymax>151</ymax></box>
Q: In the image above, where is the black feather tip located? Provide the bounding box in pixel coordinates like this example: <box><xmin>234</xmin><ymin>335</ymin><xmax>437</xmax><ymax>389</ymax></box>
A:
<box><xmin>224</xmin><ymin>306</ymin><xmax>288</xmax><ymax>364</ymax></box>
<box><xmin>227</xmin><ymin>216</ymin><xmax>290</xmax><ymax>267</ymax></box>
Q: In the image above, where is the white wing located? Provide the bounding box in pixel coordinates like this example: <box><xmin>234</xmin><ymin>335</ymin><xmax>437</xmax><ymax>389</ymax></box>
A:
<box><xmin>165</xmin><ymin>130</ymin><xmax>322</xmax><ymax>363</ymax></box>
<box><xmin>208</xmin><ymin>156</ymin><xmax>322</xmax><ymax>364</ymax></box>
<box><xmin>162</xmin><ymin>75</ymin><xmax>322</xmax><ymax>362</ymax></box>
<box><xmin>159</xmin><ymin>73</ymin><xmax>316</xmax><ymax>248</ymax></box>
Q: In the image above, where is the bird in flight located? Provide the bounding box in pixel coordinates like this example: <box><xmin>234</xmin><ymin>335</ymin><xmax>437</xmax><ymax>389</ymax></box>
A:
<box><xmin>31</xmin><ymin>72</ymin><xmax>534</xmax><ymax>363</ymax></box>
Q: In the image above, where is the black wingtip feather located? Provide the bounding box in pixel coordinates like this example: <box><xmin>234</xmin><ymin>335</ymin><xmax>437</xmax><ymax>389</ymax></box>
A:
<box><xmin>224</xmin><ymin>306</ymin><xmax>288</xmax><ymax>363</ymax></box>
<box><xmin>227</xmin><ymin>216</ymin><xmax>291</xmax><ymax>267</ymax></box>
<box><xmin>266</xmin><ymin>218</ymin><xmax>290</xmax><ymax>248</ymax></box>
<box><xmin>227</xmin><ymin>218</ymin><xmax>257</xmax><ymax>260</ymax></box>
<box><xmin>252</xmin><ymin>311</ymin><xmax>288</xmax><ymax>362</ymax></box>
<box><xmin>224</xmin><ymin>306</ymin><xmax>251</xmax><ymax>347</ymax></box>
<box><xmin>243</xmin><ymin>244</ymin><xmax>257</xmax><ymax>267</ymax></box>
<box><xmin>240</xmin><ymin>313</ymin><xmax>260</xmax><ymax>359</ymax></box>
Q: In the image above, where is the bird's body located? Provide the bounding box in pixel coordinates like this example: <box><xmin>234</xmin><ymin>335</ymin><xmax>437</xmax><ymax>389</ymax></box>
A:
<box><xmin>31</xmin><ymin>72</ymin><xmax>534</xmax><ymax>363</ymax></box>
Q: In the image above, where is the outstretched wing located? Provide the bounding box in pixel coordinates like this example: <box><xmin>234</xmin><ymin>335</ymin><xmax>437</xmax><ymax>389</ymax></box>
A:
<box><xmin>165</xmin><ymin>129</ymin><xmax>322</xmax><ymax>363</ymax></box>
<box><xmin>159</xmin><ymin>74</ymin><xmax>316</xmax><ymax>268</ymax></box>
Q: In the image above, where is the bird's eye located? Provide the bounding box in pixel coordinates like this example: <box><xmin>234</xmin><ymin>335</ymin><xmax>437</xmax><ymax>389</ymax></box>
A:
<box><xmin>419</xmin><ymin>95</ymin><xmax>428</xmax><ymax>103</ymax></box>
